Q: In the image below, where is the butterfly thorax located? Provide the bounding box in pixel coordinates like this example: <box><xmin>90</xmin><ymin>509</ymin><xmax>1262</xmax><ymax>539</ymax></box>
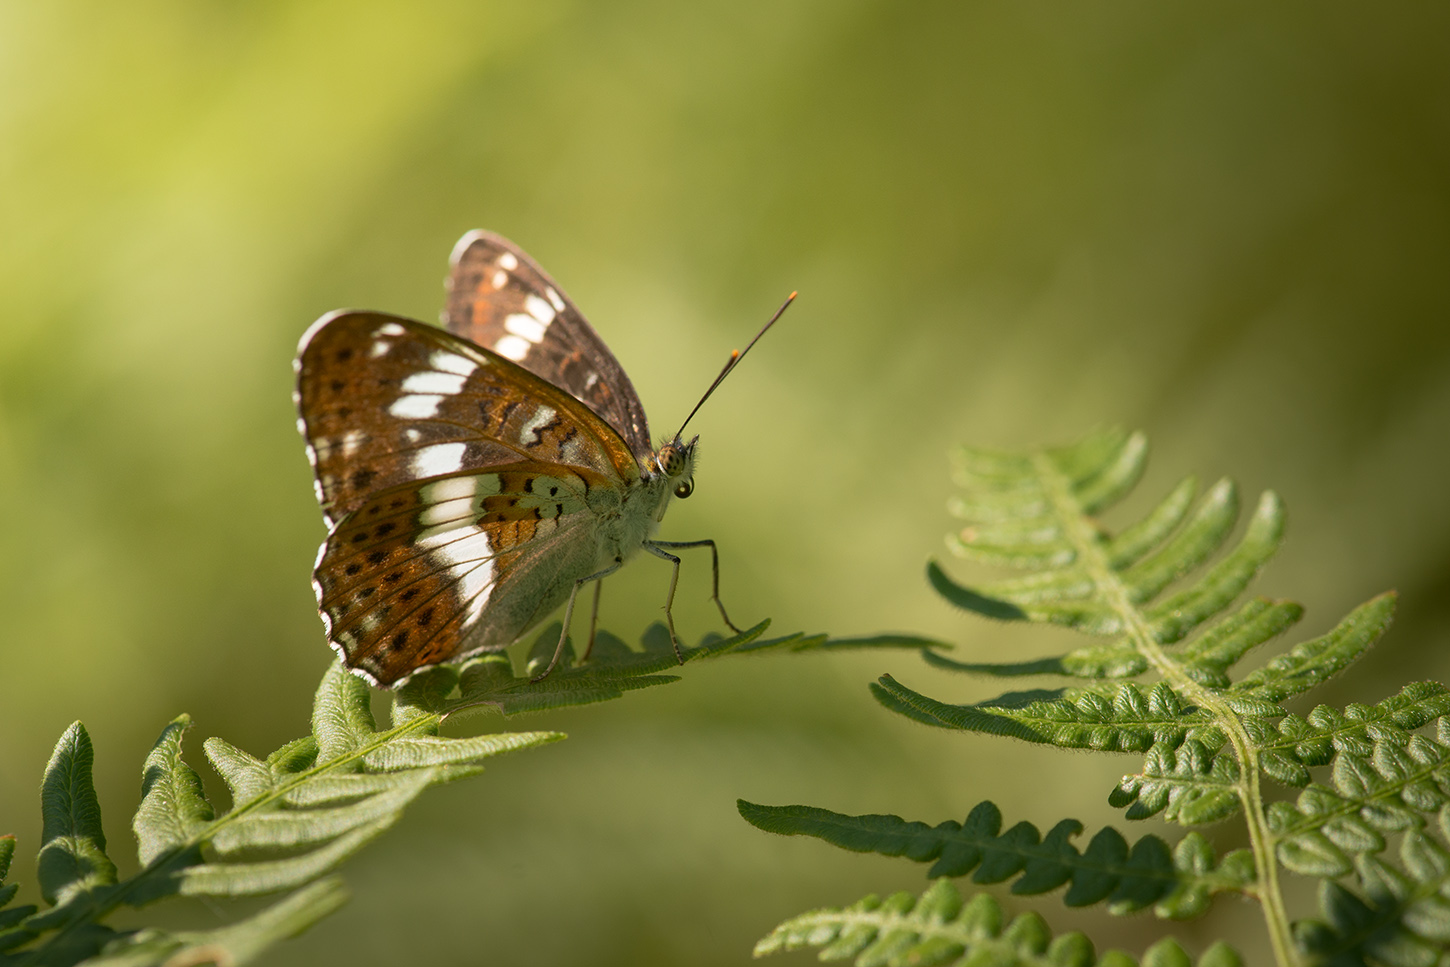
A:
<box><xmin>603</xmin><ymin>435</ymin><xmax>696</xmax><ymax>565</ymax></box>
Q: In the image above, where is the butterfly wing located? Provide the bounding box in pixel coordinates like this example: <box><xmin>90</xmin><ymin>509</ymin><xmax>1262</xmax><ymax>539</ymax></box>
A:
<box><xmin>311</xmin><ymin>464</ymin><xmax>613</xmax><ymax>686</ymax></box>
<box><xmin>444</xmin><ymin>231</ymin><xmax>654</xmax><ymax>465</ymax></box>
<box><xmin>296</xmin><ymin>310</ymin><xmax>641</xmax><ymax>685</ymax></box>
<box><xmin>296</xmin><ymin>310</ymin><xmax>639</xmax><ymax>527</ymax></box>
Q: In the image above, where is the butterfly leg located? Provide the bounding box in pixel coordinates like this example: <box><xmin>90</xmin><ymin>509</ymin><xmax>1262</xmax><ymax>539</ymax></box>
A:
<box><xmin>531</xmin><ymin>561</ymin><xmax>622</xmax><ymax>683</ymax></box>
<box><xmin>580</xmin><ymin>579</ymin><xmax>604</xmax><ymax>663</ymax></box>
<box><xmin>646</xmin><ymin>539</ymin><xmax>743</xmax><ymax>635</ymax></box>
<box><xmin>643</xmin><ymin>542</ymin><xmax>688</xmax><ymax>663</ymax></box>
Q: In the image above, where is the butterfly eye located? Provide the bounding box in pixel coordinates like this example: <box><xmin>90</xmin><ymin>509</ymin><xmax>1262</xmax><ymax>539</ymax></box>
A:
<box><xmin>674</xmin><ymin>479</ymin><xmax>694</xmax><ymax>499</ymax></box>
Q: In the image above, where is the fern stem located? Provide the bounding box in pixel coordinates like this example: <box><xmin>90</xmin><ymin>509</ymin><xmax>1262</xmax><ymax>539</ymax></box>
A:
<box><xmin>17</xmin><ymin>713</ymin><xmax>441</xmax><ymax>965</ymax></box>
<box><xmin>1032</xmin><ymin>454</ymin><xmax>1299</xmax><ymax>967</ymax></box>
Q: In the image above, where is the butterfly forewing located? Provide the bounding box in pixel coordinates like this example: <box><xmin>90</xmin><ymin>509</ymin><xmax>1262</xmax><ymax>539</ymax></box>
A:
<box><xmin>296</xmin><ymin>310</ymin><xmax>639</xmax><ymax>526</ymax></box>
<box><xmin>444</xmin><ymin>231</ymin><xmax>653</xmax><ymax>465</ymax></box>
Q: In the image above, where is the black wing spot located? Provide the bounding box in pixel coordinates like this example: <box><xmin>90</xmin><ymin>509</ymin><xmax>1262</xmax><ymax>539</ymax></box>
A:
<box><xmin>335</xmin><ymin>347</ymin><xmax>354</xmax><ymax>363</ymax></box>
<box><xmin>549</xmin><ymin>486</ymin><xmax>558</xmax><ymax>496</ymax></box>
<box><xmin>351</xmin><ymin>531</ymin><xmax>369</xmax><ymax>544</ymax></box>
<box><xmin>330</xmin><ymin>379</ymin><xmax>345</xmax><ymax>392</ymax></box>
<box><xmin>389</xmin><ymin>498</ymin><xmax>406</xmax><ymax>510</ymax></box>
<box><xmin>400</xmin><ymin>587</ymin><xmax>421</xmax><ymax>602</ymax></box>
<box><xmin>376</xmin><ymin>521</ymin><xmax>397</xmax><ymax>536</ymax></box>
<box><xmin>383</xmin><ymin>571</ymin><xmax>403</xmax><ymax>584</ymax></box>
<box><xmin>345</xmin><ymin>563</ymin><xmax>362</xmax><ymax>576</ymax></box>
<box><xmin>357</xmin><ymin>586</ymin><xmax>376</xmax><ymax>600</ymax></box>
<box><xmin>393</xmin><ymin>629</ymin><xmax>410</xmax><ymax>649</ymax></box>
<box><xmin>417</xmin><ymin>606</ymin><xmax>435</xmax><ymax>626</ymax></box>
<box><xmin>367</xmin><ymin>549</ymin><xmax>388</xmax><ymax>565</ymax></box>
<box><xmin>351</xmin><ymin>468</ymin><xmax>377</xmax><ymax>490</ymax></box>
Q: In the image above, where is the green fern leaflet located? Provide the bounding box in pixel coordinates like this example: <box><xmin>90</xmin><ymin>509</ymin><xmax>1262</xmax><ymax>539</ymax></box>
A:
<box><xmin>755</xmin><ymin>878</ymin><xmax>1243</xmax><ymax>967</ymax></box>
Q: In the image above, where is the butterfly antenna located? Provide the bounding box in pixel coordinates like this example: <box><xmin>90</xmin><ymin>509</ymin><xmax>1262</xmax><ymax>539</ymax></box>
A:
<box><xmin>676</xmin><ymin>291</ymin><xmax>796</xmax><ymax>439</ymax></box>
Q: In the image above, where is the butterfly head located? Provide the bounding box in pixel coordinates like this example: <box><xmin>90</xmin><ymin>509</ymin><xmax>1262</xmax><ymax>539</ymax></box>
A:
<box><xmin>653</xmin><ymin>435</ymin><xmax>699</xmax><ymax>499</ymax></box>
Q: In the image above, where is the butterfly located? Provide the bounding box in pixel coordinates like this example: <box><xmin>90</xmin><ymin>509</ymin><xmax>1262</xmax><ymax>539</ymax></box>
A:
<box><xmin>294</xmin><ymin>230</ymin><xmax>791</xmax><ymax>687</ymax></box>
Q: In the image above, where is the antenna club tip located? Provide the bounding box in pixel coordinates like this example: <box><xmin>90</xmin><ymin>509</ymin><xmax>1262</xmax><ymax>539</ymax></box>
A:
<box><xmin>788</xmin><ymin>290</ymin><xmax>798</xmax><ymax>300</ymax></box>
<box><xmin>676</xmin><ymin>291</ymin><xmax>789</xmax><ymax>437</ymax></box>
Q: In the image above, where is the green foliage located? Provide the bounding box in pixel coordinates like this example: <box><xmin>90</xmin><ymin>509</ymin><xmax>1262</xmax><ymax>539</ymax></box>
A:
<box><xmin>443</xmin><ymin>619</ymin><xmax>878</xmax><ymax>717</ymax></box>
<box><xmin>10</xmin><ymin>426</ymin><xmax>1444</xmax><ymax>964</ymax></box>
<box><xmin>754</xmin><ymin>879</ymin><xmax>1244</xmax><ymax>967</ymax></box>
<box><xmin>1</xmin><ymin>620</ymin><xmax>910</xmax><ymax>966</ymax></box>
<box><xmin>1</xmin><ymin>673</ymin><xmax>555</xmax><ymax>966</ymax></box>
<box><xmin>1292</xmin><ymin>827</ymin><xmax>1450</xmax><ymax>966</ymax></box>
<box><xmin>737</xmin><ymin>800</ymin><xmax>1253</xmax><ymax>919</ymax></box>
<box><xmin>747</xmin><ymin>429</ymin><xmax>1449</xmax><ymax>967</ymax></box>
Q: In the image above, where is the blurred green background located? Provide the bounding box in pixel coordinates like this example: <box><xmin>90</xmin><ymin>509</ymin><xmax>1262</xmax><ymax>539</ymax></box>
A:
<box><xmin>4</xmin><ymin>2</ymin><xmax>1450</xmax><ymax>963</ymax></box>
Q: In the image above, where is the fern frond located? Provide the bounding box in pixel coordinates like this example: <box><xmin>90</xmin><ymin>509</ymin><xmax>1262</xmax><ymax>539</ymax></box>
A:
<box><xmin>1229</xmin><ymin>595</ymin><xmax>1397</xmax><ymax>705</ymax></box>
<box><xmin>884</xmin><ymin>431</ymin><xmax>1401</xmax><ymax>807</ymax></box>
<box><xmin>753</xmin><ymin>879</ymin><xmax>1243</xmax><ymax>967</ymax></box>
<box><xmin>873</xmin><ymin>675</ymin><xmax>1206</xmax><ymax>752</ymax></box>
<box><xmin>446</xmin><ymin>621</ymin><xmax>761</xmax><ymax>716</ymax></box>
<box><xmin>1</xmin><ymin>668</ymin><xmax>560</xmax><ymax>966</ymax></box>
<box><xmin>442</xmin><ymin>619</ymin><xmax>925</xmax><ymax>717</ymax></box>
<box><xmin>928</xmin><ymin>428</ymin><xmax>1286</xmax><ymax>656</ymax></box>
<box><xmin>37</xmin><ymin>724</ymin><xmax>118</xmax><ymax>910</ymax></box>
<box><xmin>737</xmin><ymin>800</ymin><xmax>1254</xmax><ymax>919</ymax></box>
<box><xmin>0</xmin><ymin>839</ymin><xmax>20</xmax><ymax>918</ymax></box>
<box><xmin>74</xmin><ymin>879</ymin><xmax>349</xmax><ymax>967</ymax></box>
<box><xmin>169</xmin><ymin>665</ymin><xmax>557</xmax><ymax>902</ymax></box>
<box><xmin>1109</xmin><ymin>738</ymin><xmax>1243</xmax><ymax>827</ymax></box>
<box><xmin>1293</xmin><ymin>832</ymin><xmax>1450</xmax><ymax>967</ymax></box>
<box><xmin>1110</xmin><ymin>684</ymin><xmax>1450</xmax><ymax>845</ymax></box>
<box><xmin>0</xmin><ymin>838</ymin><xmax>36</xmax><ymax>954</ymax></box>
<box><xmin>1261</xmin><ymin>719</ymin><xmax>1450</xmax><ymax>882</ymax></box>
<box><xmin>1258</xmin><ymin>683</ymin><xmax>1450</xmax><ymax>788</ymax></box>
<box><xmin>2</xmin><ymin>614</ymin><xmax>906</xmax><ymax>965</ymax></box>
<box><xmin>754</xmin><ymin>429</ymin><xmax>1435</xmax><ymax>967</ymax></box>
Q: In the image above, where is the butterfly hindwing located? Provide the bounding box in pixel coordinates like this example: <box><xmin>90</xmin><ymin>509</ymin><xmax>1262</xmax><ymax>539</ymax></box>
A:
<box><xmin>312</xmin><ymin>464</ymin><xmax>613</xmax><ymax>685</ymax></box>
<box><xmin>444</xmin><ymin>231</ymin><xmax>653</xmax><ymax>464</ymax></box>
<box><xmin>295</xmin><ymin>310</ymin><xmax>640</xmax><ymax>526</ymax></box>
